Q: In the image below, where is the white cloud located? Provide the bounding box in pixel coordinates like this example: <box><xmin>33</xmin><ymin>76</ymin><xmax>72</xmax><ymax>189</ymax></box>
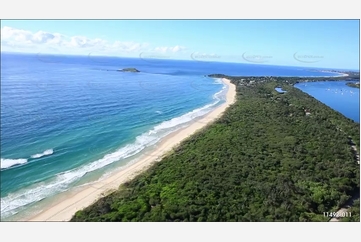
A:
<box><xmin>1</xmin><ymin>26</ymin><xmax>185</xmax><ymax>56</ymax></box>
<box><xmin>1</xmin><ymin>26</ymin><xmax>68</xmax><ymax>51</ymax></box>
<box><xmin>154</xmin><ymin>45</ymin><xmax>186</xmax><ymax>53</ymax></box>
<box><xmin>1</xmin><ymin>26</ymin><xmax>31</xmax><ymax>40</ymax></box>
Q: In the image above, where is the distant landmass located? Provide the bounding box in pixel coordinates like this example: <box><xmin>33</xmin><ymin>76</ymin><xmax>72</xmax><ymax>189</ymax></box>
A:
<box><xmin>208</xmin><ymin>73</ymin><xmax>360</xmax><ymax>83</ymax></box>
<box><xmin>117</xmin><ymin>68</ymin><xmax>140</xmax><ymax>73</ymax></box>
<box><xmin>346</xmin><ymin>82</ymin><xmax>360</xmax><ymax>89</ymax></box>
<box><xmin>305</xmin><ymin>70</ymin><xmax>360</xmax><ymax>80</ymax></box>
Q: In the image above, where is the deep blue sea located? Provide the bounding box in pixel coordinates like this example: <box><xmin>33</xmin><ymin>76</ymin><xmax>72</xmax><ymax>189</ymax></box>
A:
<box><xmin>0</xmin><ymin>52</ymin><xmax>359</xmax><ymax>221</ymax></box>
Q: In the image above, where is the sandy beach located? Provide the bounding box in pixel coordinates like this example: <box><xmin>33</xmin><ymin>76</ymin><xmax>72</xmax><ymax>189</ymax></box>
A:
<box><xmin>319</xmin><ymin>70</ymin><xmax>350</xmax><ymax>77</ymax></box>
<box><xmin>27</xmin><ymin>78</ymin><xmax>236</xmax><ymax>221</ymax></box>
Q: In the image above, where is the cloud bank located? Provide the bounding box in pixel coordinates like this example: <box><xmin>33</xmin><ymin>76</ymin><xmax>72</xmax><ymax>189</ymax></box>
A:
<box><xmin>1</xmin><ymin>26</ymin><xmax>186</xmax><ymax>56</ymax></box>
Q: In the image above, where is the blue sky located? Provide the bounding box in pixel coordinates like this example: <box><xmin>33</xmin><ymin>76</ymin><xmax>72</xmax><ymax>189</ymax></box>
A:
<box><xmin>1</xmin><ymin>20</ymin><xmax>359</xmax><ymax>69</ymax></box>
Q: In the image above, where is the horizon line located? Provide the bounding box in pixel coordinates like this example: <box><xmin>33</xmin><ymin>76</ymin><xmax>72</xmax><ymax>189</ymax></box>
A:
<box><xmin>1</xmin><ymin>50</ymin><xmax>359</xmax><ymax>72</ymax></box>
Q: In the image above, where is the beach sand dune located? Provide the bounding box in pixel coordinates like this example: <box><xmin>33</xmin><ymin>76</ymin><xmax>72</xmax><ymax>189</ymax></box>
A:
<box><xmin>28</xmin><ymin>78</ymin><xmax>236</xmax><ymax>221</ymax></box>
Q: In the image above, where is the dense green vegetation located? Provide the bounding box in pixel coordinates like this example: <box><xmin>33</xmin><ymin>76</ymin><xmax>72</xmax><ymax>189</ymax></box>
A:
<box><xmin>71</xmin><ymin>77</ymin><xmax>360</xmax><ymax>222</ymax></box>
<box><xmin>346</xmin><ymin>82</ymin><xmax>360</xmax><ymax>89</ymax></box>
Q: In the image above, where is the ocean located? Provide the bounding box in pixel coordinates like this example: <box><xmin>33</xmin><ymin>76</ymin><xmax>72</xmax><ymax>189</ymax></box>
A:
<box><xmin>0</xmin><ymin>52</ymin><xmax>358</xmax><ymax>221</ymax></box>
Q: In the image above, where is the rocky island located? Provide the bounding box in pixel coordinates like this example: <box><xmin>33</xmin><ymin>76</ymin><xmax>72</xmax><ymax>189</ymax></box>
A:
<box><xmin>117</xmin><ymin>68</ymin><xmax>140</xmax><ymax>73</ymax></box>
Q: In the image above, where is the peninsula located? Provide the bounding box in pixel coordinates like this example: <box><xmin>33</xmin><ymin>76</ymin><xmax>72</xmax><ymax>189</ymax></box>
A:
<box><xmin>69</xmin><ymin>75</ymin><xmax>360</xmax><ymax>222</ymax></box>
<box><xmin>346</xmin><ymin>82</ymin><xmax>360</xmax><ymax>88</ymax></box>
<box><xmin>208</xmin><ymin>72</ymin><xmax>360</xmax><ymax>83</ymax></box>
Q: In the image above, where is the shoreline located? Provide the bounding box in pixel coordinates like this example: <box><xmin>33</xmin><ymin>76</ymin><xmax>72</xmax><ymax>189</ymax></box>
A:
<box><xmin>318</xmin><ymin>70</ymin><xmax>350</xmax><ymax>77</ymax></box>
<box><xmin>26</xmin><ymin>78</ymin><xmax>236</xmax><ymax>222</ymax></box>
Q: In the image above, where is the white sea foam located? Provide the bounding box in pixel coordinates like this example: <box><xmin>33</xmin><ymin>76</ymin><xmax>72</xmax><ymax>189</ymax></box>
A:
<box><xmin>0</xmin><ymin>158</ymin><xmax>28</xmax><ymax>169</ymax></box>
<box><xmin>1</xmin><ymin>134</ymin><xmax>160</xmax><ymax>218</ymax></box>
<box><xmin>213</xmin><ymin>78</ymin><xmax>224</xmax><ymax>85</ymax></box>
<box><xmin>1</xmin><ymin>85</ymin><xmax>227</xmax><ymax>219</ymax></box>
<box><xmin>1</xmin><ymin>149</ymin><xmax>54</xmax><ymax>171</ymax></box>
<box><xmin>30</xmin><ymin>149</ymin><xmax>54</xmax><ymax>159</ymax></box>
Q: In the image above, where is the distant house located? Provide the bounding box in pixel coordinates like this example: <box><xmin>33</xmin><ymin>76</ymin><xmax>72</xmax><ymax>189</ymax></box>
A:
<box><xmin>304</xmin><ymin>108</ymin><xmax>311</xmax><ymax>116</ymax></box>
